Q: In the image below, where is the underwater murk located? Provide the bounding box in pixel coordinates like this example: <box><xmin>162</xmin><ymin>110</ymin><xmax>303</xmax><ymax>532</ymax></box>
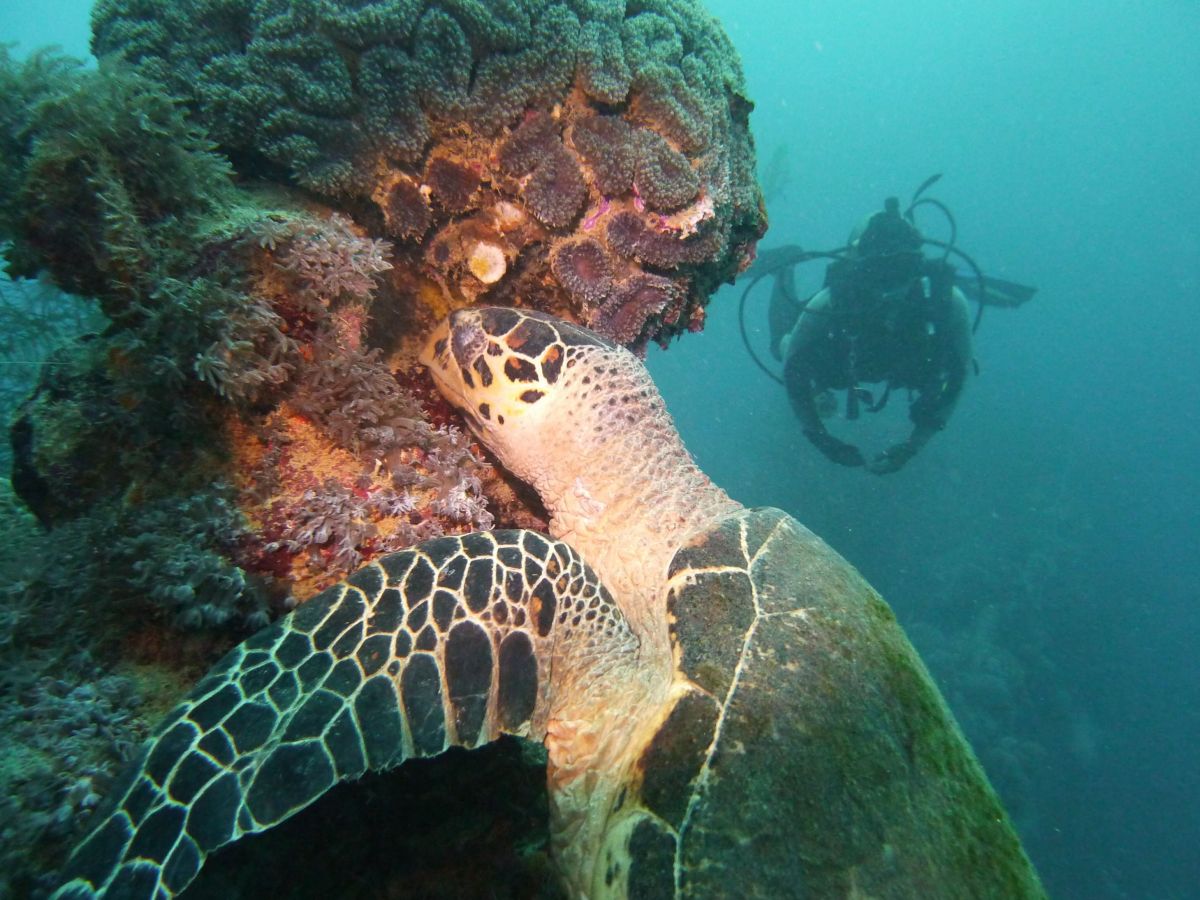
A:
<box><xmin>0</xmin><ymin>1</ymin><xmax>1197</xmax><ymax>899</ymax></box>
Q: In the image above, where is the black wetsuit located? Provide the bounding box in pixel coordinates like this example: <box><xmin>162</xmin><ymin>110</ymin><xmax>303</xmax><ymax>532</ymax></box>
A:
<box><xmin>782</xmin><ymin>260</ymin><xmax>972</xmax><ymax>469</ymax></box>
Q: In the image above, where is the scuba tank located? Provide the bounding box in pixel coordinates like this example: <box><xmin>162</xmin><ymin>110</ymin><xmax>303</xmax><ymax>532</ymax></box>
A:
<box><xmin>737</xmin><ymin>175</ymin><xmax>1032</xmax><ymax>388</ymax></box>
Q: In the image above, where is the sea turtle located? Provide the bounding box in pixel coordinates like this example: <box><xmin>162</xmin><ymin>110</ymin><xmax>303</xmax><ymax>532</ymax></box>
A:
<box><xmin>54</xmin><ymin>307</ymin><xmax>1045</xmax><ymax>899</ymax></box>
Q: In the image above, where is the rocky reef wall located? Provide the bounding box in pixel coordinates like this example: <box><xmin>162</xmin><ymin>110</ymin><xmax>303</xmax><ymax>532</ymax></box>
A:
<box><xmin>0</xmin><ymin>4</ymin><xmax>764</xmax><ymax>894</ymax></box>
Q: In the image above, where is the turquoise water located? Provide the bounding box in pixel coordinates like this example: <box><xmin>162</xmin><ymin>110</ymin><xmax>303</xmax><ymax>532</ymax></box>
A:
<box><xmin>648</xmin><ymin>3</ymin><xmax>1200</xmax><ymax>898</ymax></box>
<box><xmin>2</xmin><ymin>2</ymin><xmax>1197</xmax><ymax>897</ymax></box>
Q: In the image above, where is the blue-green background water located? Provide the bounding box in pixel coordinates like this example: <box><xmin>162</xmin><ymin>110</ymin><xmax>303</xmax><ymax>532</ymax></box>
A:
<box><xmin>646</xmin><ymin>4</ymin><xmax>1200</xmax><ymax>898</ymax></box>
<box><xmin>3</xmin><ymin>2</ymin><xmax>1197</xmax><ymax>897</ymax></box>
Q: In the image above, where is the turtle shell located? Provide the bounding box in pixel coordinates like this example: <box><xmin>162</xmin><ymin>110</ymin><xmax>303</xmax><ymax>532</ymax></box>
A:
<box><xmin>628</xmin><ymin>507</ymin><xmax>1045</xmax><ymax>898</ymax></box>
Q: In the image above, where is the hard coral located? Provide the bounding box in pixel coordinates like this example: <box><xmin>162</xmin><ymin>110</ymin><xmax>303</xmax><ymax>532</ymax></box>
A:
<box><xmin>425</xmin><ymin>155</ymin><xmax>480</xmax><ymax>213</ymax></box>
<box><xmin>551</xmin><ymin>237</ymin><xmax>613</xmax><ymax>307</ymax></box>
<box><xmin>605</xmin><ymin>208</ymin><xmax>722</xmax><ymax>268</ymax></box>
<box><xmin>570</xmin><ymin>114</ymin><xmax>636</xmax><ymax>196</ymax></box>
<box><xmin>524</xmin><ymin>146</ymin><xmax>587</xmax><ymax>229</ymax></box>
<box><xmin>634</xmin><ymin>128</ymin><xmax>700</xmax><ymax>212</ymax></box>
<box><xmin>92</xmin><ymin>0</ymin><xmax>766</xmax><ymax>349</ymax></box>
<box><xmin>577</xmin><ymin>19</ymin><xmax>632</xmax><ymax>105</ymax></box>
<box><xmin>498</xmin><ymin>114</ymin><xmax>560</xmax><ymax>178</ymax></box>
<box><xmin>378</xmin><ymin>176</ymin><xmax>433</xmax><ymax>241</ymax></box>
<box><xmin>593</xmin><ymin>273</ymin><xmax>684</xmax><ymax>348</ymax></box>
<box><xmin>468</xmin><ymin>242</ymin><xmax>508</xmax><ymax>285</ymax></box>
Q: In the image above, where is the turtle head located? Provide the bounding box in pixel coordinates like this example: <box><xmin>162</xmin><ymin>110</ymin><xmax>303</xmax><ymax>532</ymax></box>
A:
<box><xmin>425</xmin><ymin>306</ymin><xmax>736</xmax><ymax>642</ymax></box>
<box><xmin>422</xmin><ymin>307</ymin><xmax>640</xmax><ymax>487</ymax></box>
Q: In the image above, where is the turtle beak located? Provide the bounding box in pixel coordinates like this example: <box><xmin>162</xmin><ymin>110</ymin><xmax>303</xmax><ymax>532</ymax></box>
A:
<box><xmin>420</xmin><ymin>318</ymin><xmax>451</xmax><ymax>376</ymax></box>
<box><xmin>420</xmin><ymin>316</ymin><xmax>459</xmax><ymax>401</ymax></box>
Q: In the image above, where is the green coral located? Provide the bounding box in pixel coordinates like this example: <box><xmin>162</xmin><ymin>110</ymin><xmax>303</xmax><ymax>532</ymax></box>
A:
<box><xmin>0</xmin><ymin>46</ymin><xmax>83</xmax><ymax>242</ymax></box>
<box><xmin>91</xmin><ymin>0</ymin><xmax>757</xmax><ymax>204</ymax></box>
<box><xmin>0</xmin><ymin>273</ymin><xmax>103</xmax><ymax>473</ymax></box>
<box><xmin>3</xmin><ymin>63</ymin><xmax>234</xmax><ymax>320</ymax></box>
<box><xmin>86</xmin><ymin>0</ymin><xmax>766</xmax><ymax>350</ymax></box>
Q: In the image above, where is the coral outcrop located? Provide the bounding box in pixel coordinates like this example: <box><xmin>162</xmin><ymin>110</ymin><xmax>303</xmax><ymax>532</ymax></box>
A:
<box><xmin>3</xmin><ymin>0</ymin><xmax>765</xmax><ymax>624</ymax></box>
<box><xmin>0</xmin><ymin>2</ymin><xmax>764</xmax><ymax>892</ymax></box>
<box><xmin>91</xmin><ymin>0</ymin><xmax>766</xmax><ymax>350</ymax></box>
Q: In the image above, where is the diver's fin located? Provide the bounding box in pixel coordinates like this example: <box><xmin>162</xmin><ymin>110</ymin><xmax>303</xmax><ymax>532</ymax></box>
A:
<box><xmin>910</xmin><ymin>173</ymin><xmax>943</xmax><ymax>206</ymax></box>
<box><xmin>954</xmin><ymin>273</ymin><xmax>1038</xmax><ymax>308</ymax></box>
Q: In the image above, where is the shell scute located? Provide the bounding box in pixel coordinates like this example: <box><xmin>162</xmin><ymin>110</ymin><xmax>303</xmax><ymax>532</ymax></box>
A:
<box><xmin>636</xmin><ymin>688</ymin><xmax>720</xmax><ymax>829</ymax></box>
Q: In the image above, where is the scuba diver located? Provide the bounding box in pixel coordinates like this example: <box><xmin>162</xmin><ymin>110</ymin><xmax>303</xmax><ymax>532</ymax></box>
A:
<box><xmin>741</xmin><ymin>175</ymin><xmax>1036</xmax><ymax>475</ymax></box>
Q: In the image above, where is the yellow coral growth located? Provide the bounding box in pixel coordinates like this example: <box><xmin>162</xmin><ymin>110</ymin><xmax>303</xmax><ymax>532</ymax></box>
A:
<box><xmin>467</xmin><ymin>241</ymin><xmax>507</xmax><ymax>284</ymax></box>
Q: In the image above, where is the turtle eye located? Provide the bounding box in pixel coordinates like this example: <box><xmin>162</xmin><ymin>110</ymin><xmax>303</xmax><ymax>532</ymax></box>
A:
<box><xmin>471</xmin><ymin>356</ymin><xmax>493</xmax><ymax>387</ymax></box>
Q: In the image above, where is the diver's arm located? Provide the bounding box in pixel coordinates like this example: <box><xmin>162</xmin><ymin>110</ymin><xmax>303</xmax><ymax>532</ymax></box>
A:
<box><xmin>785</xmin><ymin>362</ymin><xmax>825</xmax><ymax>435</ymax></box>
<box><xmin>767</xmin><ymin>264</ymin><xmax>801</xmax><ymax>362</ymax></box>
<box><xmin>871</xmin><ymin>288</ymin><xmax>973</xmax><ymax>474</ymax></box>
<box><xmin>784</xmin><ymin>296</ymin><xmax>865</xmax><ymax>468</ymax></box>
<box><xmin>914</xmin><ymin>287</ymin><xmax>973</xmax><ymax>428</ymax></box>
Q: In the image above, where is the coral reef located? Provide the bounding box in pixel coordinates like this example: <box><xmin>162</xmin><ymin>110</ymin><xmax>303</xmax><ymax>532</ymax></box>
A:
<box><xmin>0</xmin><ymin>1</ymin><xmax>763</xmax><ymax>891</ymax></box>
<box><xmin>2</xmin><ymin>62</ymin><xmax>236</xmax><ymax>319</ymax></box>
<box><xmin>0</xmin><ymin>657</ymin><xmax>146</xmax><ymax>899</ymax></box>
<box><xmin>550</xmin><ymin>237</ymin><xmax>614</xmax><ymax>308</ymax></box>
<box><xmin>0</xmin><ymin>273</ymin><xmax>103</xmax><ymax>472</ymax></box>
<box><xmin>595</xmin><ymin>272</ymin><xmax>687</xmax><ymax>345</ymax></box>
<box><xmin>0</xmin><ymin>481</ymin><xmax>144</xmax><ymax>898</ymax></box>
<box><xmin>91</xmin><ymin>0</ymin><xmax>767</xmax><ymax>350</ymax></box>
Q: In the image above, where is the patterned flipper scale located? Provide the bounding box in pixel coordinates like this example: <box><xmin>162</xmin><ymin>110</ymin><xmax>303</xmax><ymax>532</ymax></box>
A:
<box><xmin>55</xmin><ymin>530</ymin><xmax>633</xmax><ymax>899</ymax></box>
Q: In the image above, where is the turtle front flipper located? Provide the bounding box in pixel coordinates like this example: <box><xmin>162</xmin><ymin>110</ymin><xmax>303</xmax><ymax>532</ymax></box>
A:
<box><xmin>54</xmin><ymin>529</ymin><xmax>634</xmax><ymax>900</ymax></box>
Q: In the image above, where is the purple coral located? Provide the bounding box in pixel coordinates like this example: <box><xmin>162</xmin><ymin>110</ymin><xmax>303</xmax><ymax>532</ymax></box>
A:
<box><xmin>633</xmin><ymin>129</ymin><xmax>700</xmax><ymax>212</ymax></box>
<box><xmin>275</xmin><ymin>427</ymin><xmax>492</xmax><ymax>571</ymax></box>
<box><xmin>196</xmin><ymin>212</ymin><xmax>394</xmax><ymax>403</ymax></box>
<box><xmin>381</xmin><ymin>177</ymin><xmax>433</xmax><ymax>239</ymax></box>
<box><xmin>424</xmin><ymin>156</ymin><xmax>480</xmax><ymax>213</ymax></box>
<box><xmin>525</xmin><ymin>148</ymin><xmax>586</xmax><ymax>229</ymax></box>
<box><xmin>551</xmin><ymin>238</ymin><xmax>613</xmax><ymax>306</ymax></box>
<box><xmin>282</xmin><ymin>479</ymin><xmax>387</xmax><ymax>570</ymax></box>
<box><xmin>592</xmin><ymin>273</ymin><xmax>684</xmax><ymax>346</ymax></box>
<box><xmin>605</xmin><ymin>209</ymin><xmax>722</xmax><ymax>268</ymax></box>
<box><xmin>424</xmin><ymin>426</ymin><xmax>494</xmax><ymax>529</ymax></box>
<box><xmin>498</xmin><ymin>115</ymin><xmax>586</xmax><ymax>229</ymax></box>
<box><xmin>498</xmin><ymin>114</ymin><xmax>560</xmax><ymax>178</ymax></box>
<box><xmin>289</xmin><ymin>339</ymin><xmax>421</xmax><ymax>455</ymax></box>
<box><xmin>571</xmin><ymin>115</ymin><xmax>636</xmax><ymax>196</ymax></box>
<box><xmin>193</xmin><ymin>292</ymin><xmax>298</xmax><ymax>402</ymax></box>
